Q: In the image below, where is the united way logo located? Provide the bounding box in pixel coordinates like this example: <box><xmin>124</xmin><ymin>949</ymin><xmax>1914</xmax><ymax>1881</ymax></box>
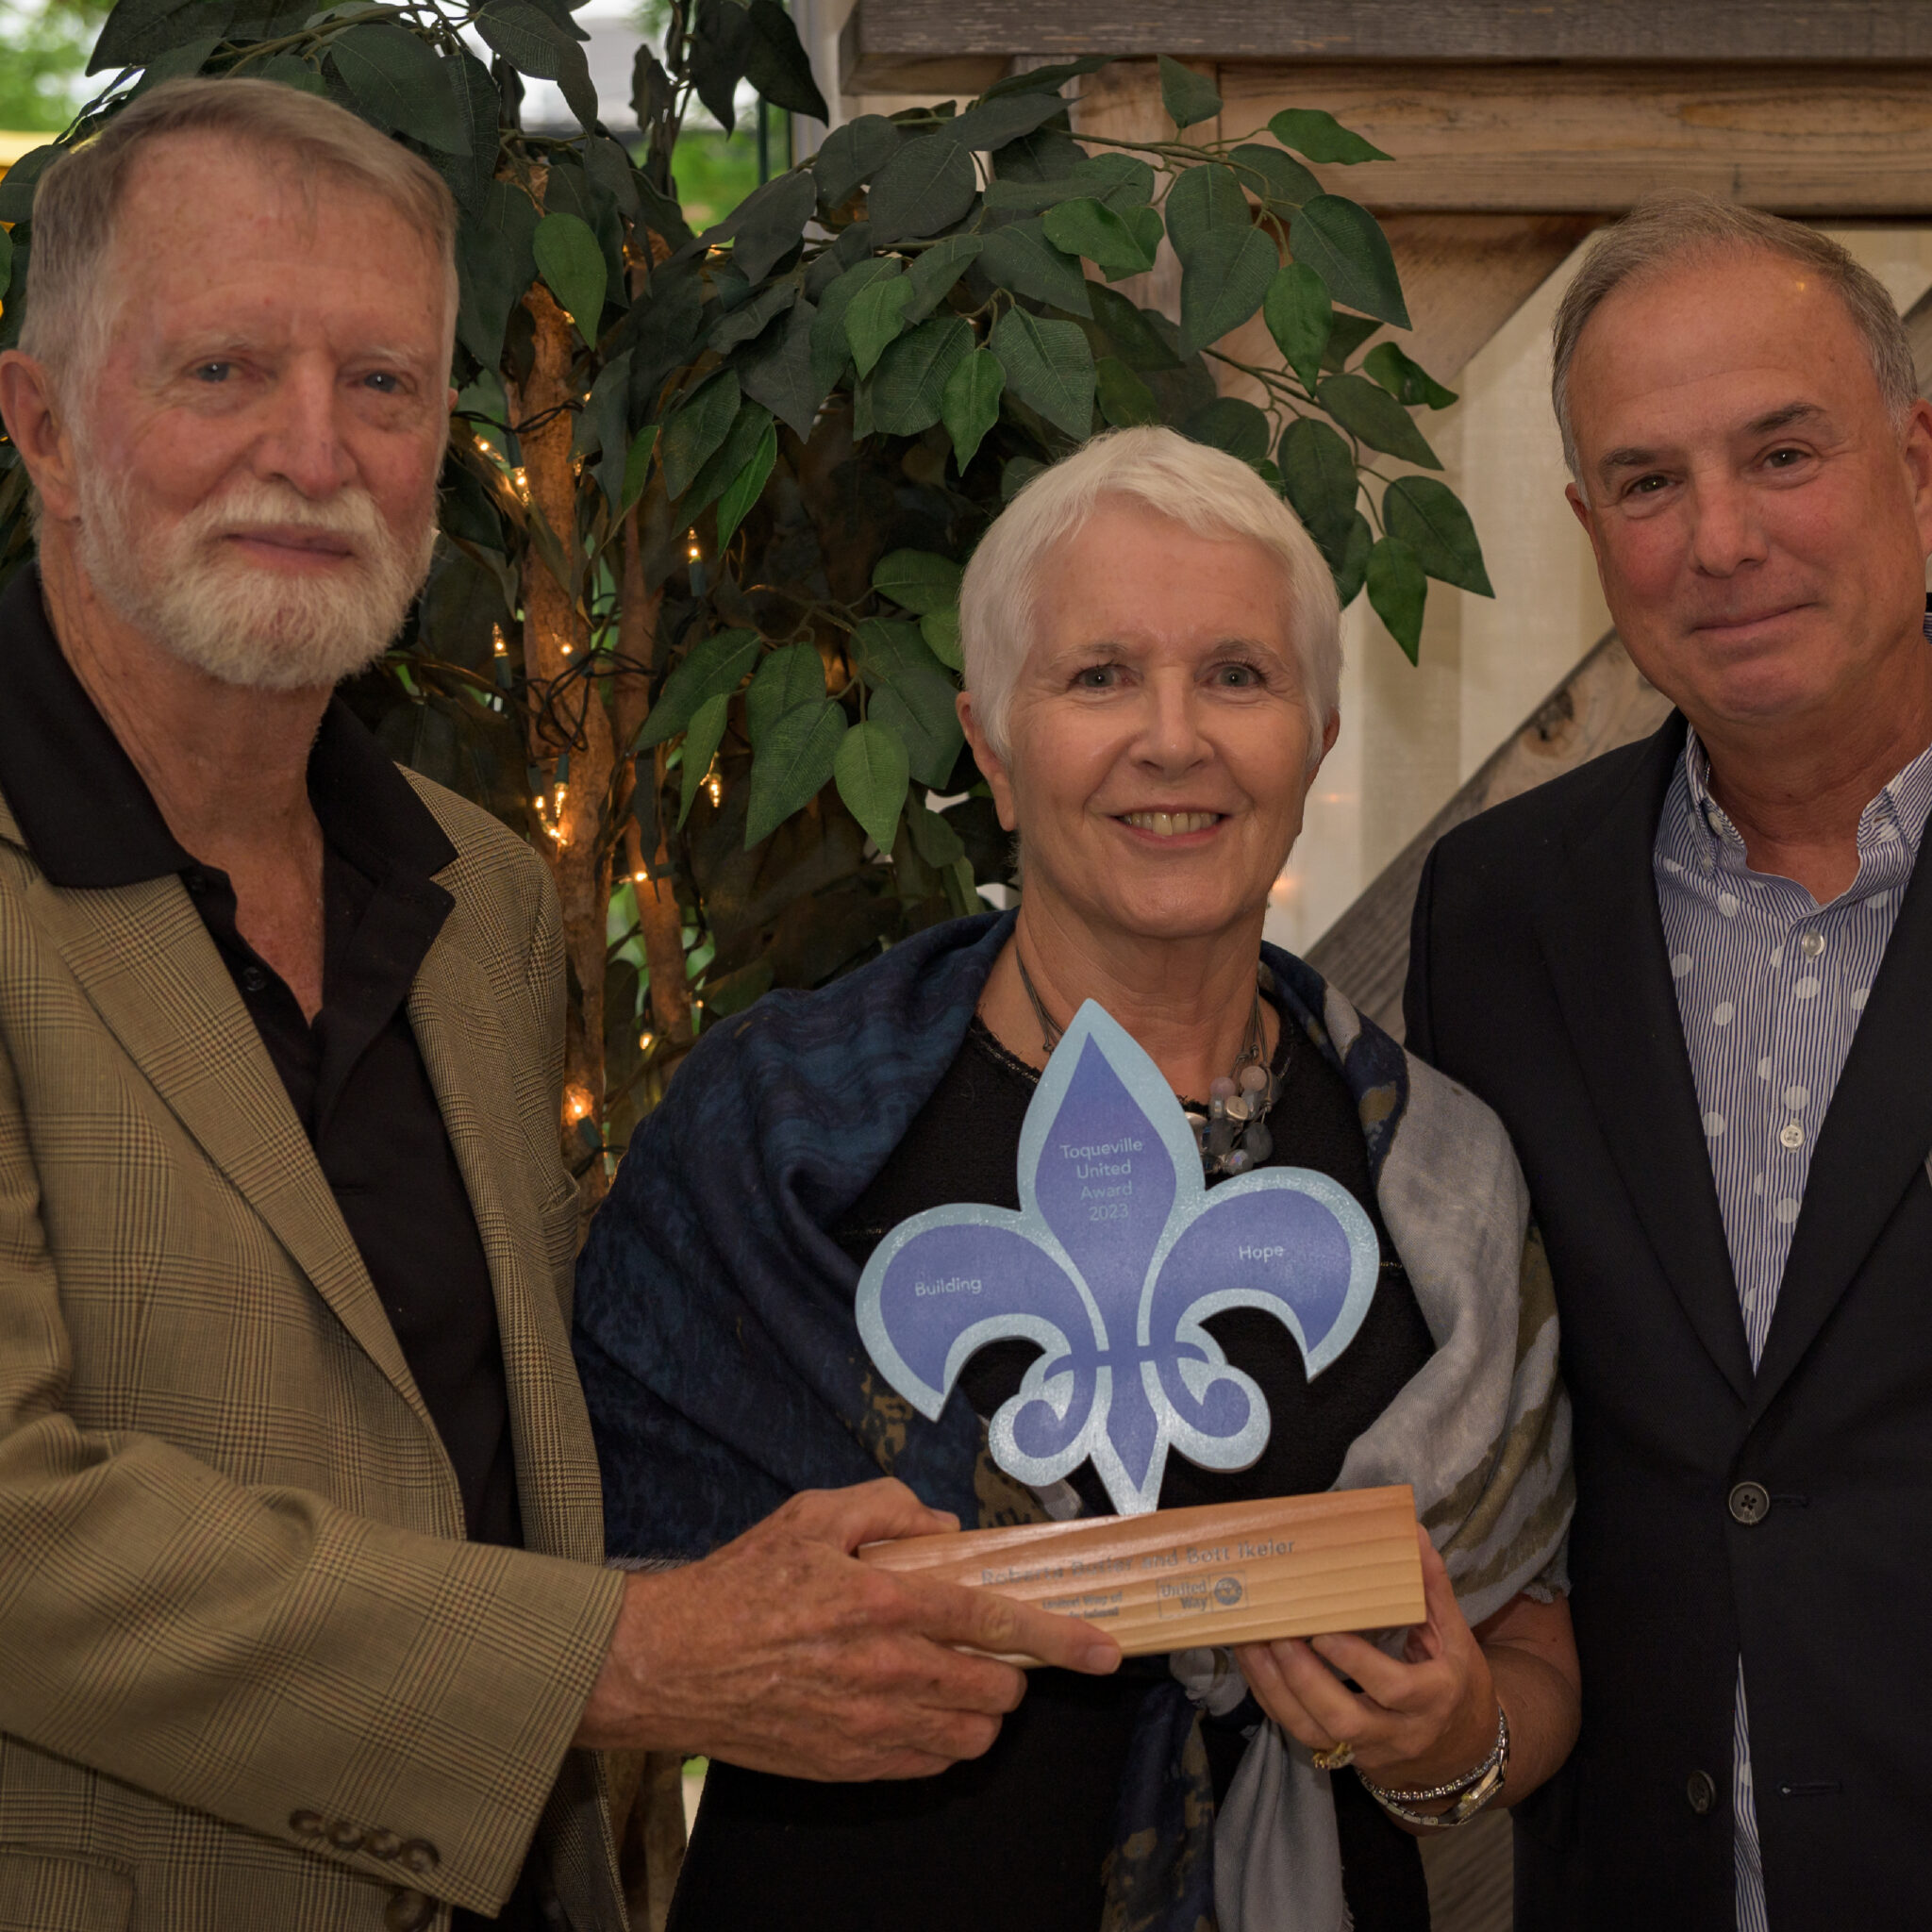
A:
<box><xmin>855</xmin><ymin>1001</ymin><xmax>1379</xmax><ymax>1516</ymax></box>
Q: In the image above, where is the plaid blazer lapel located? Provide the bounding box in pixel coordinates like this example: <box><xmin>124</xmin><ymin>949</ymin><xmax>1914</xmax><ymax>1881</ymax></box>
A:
<box><xmin>7</xmin><ymin>807</ymin><xmax>429</xmax><ymax>1414</ymax></box>
<box><xmin>408</xmin><ymin>920</ymin><xmax>604</xmax><ymax>1568</ymax></box>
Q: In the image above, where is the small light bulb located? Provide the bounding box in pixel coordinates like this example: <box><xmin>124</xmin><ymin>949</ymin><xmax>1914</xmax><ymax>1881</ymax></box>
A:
<box><xmin>632</xmin><ymin>869</ymin><xmax>647</xmax><ymax>883</ymax></box>
<box><xmin>561</xmin><ymin>642</ymin><xmax>573</xmax><ymax>657</ymax></box>
<box><xmin>707</xmin><ymin>772</ymin><xmax>723</xmax><ymax>807</ymax></box>
<box><xmin>532</xmin><ymin>794</ymin><xmax>545</xmax><ymax>811</ymax></box>
<box><xmin>639</xmin><ymin>1030</ymin><xmax>655</xmax><ymax>1051</ymax></box>
<box><xmin>492</xmin><ymin>628</ymin><xmax>508</xmax><ymax>658</ymax></box>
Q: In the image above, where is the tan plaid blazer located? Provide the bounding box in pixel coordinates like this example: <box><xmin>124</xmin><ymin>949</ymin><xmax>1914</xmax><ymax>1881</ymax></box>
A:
<box><xmin>0</xmin><ymin>770</ymin><xmax>630</xmax><ymax>1932</ymax></box>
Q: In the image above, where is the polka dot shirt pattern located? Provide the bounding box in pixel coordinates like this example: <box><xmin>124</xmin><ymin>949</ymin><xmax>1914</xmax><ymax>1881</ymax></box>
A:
<box><xmin>1655</xmin><ymin>714</ymin><xmax>1932</xmax><ymax>1932</ymax></box>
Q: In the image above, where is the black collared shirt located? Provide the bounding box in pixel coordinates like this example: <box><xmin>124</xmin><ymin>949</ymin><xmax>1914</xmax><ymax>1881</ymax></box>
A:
<box><xmin>0</xmin><ymin>565</ymin><xmax>523</xmax><ymax>1555</ymax></box>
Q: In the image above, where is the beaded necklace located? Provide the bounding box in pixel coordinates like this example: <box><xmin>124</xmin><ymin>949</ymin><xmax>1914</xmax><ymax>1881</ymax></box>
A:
<box><xmin>1011</xmin><ymin>951</ymin><xmax>1282</xmax><ymax>1177</ymax></box>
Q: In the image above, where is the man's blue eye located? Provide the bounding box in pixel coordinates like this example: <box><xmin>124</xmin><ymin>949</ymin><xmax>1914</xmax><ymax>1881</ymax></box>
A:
<box><xmin>194</xmin><ymin>362</ymin><xmax>231</xmax><ymax>383</ymax></box>
<box><xmin>364</xmin><ymin>372</ymin><xmax>401</xmax><ymax>393</ymax></box>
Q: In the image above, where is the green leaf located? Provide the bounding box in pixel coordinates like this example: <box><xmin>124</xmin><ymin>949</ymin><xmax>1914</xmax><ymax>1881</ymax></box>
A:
<box><xmin>1384</xmin><ymin>476</ymin><xmax>1493</xmax><ymax>595</ymax></box>
<box><xmin>904</xmin><ymin>234</ymin><xmax>984</xmax><ymax>320</ymax></box>
<box><xmin>1158</xmin><ymin>54</ymin><xmax>1222</xmax><ymax>130</ymax></box>
<box><xmin>1363</xmin><ymin>341</ymin><xmax>1458</xmax><ymax>410</ymax></box>
<box><xmin>1367</xmin><ymin>536</ymin><xmax>1427</xmax><ymax>661</ymax></box>
<box><xmin>1087</xmin><ymin>285</ymin><xmax>1182</xmax><ymax>372</ymax></box>
<box><xmin>834</xmin><ymin>718</ymin><xmax>911</xmax><ymax>852</ymax></box>
<box><xmin>941</xmin><ymin>346</ymin><xmax>1005</xmax><ymax>473</ymax></box>
<box><xmin>532</xmin><ymin>211</ymin><xmax>606</xmax><ymax>343</ymax></box>
<box><xmin>1180</xmin><ymin>224</ymin><xmax>1277</xmax><ymax>355</ymax></box>
<box><xmin>1095</xmin><ymin>355</ymin><xmax>1158</xmax><ymax>427</ymax></box>
<box><xmin>475</xmin><ymin>0</ymin><xmax>597</xmax><ymax>129</ymax></box>
<box><xmin>874</xmin><ymin>549</ymin><xmax>963</xmax><ymax>614</ymax></box>
<box><xmin>1323</xmin><ymin>310</ymin><xmax>1382</xmax><ymax>372</ymax></box>
<box><xmin>329</xmin><ymin>25</ymin><xmax>470</xmax><ymax>153</ymax></box>
<box><xmin>991</xmin><ymin>308</ymin><xmax>1096</xmax><ymax>441</ymax></box>
<box><xmin>621</xmin><ymin>424</ymin><xmax>659</xmax><ymax>512</ymax></box>
<box><xmin>984</xmin><ymin>153</ymin><xmax>1155</xmax><ymax>215</ymax></box>
<box><xmin>1292</xmin><ymin>196</ymin><xmax>1409</xmax><ymax>327</ymax></box>
<box><xmin>746</xmin><ymin>700</ymin><xmax>847</xmax><ymax>846</ymax></box>
<box><xmin>1318</xmin><ymin>372</ymin><xmax>1441</xmax><ymax>469</ymax></box>
<box><xmin>715</xmin><ymin>419</ymin><xmax>778</xmax><ymax>552</ymax></box>
<box><xmin>1278</xmin><ymin>416</ymin><xmax>1360</xmax><ymax>555</ymax></box>
<box><xmin>873</xmin><ymin>316</ymin><xmax>973</xmax><ymax>436</ymax></box>
<box><xmin>870</xmin><ymin>686</ymin><xmax>964</xmax><ymax>790</ymax></box>
<box><xmin>867</xmin><ymin>133</ymin><xmax>976</xmax><ymax>244</ymax></box>
<box><xmin>641</xmin><ymin>627</ymin><xmax>762</xmax><ymax>748</ymax></box>
<box><xmin>690</xmin><ymin>0</ymin><xmax>753</xmax><ymax>131</ymax></box>
<box><xmin>810</xmin><ymin>257</ymin><xmax>898</xmax><ymax>393</ymax></box>
<box><xmin>982</xmin><ymin>52</ymin><xmax>1112</xmax><ymax>98</ymax></box>
<box><xmin>740</xmin><ymin>296</ymin><xmax>823</xmax><ymax>440</ymax></box>
<box><xmin>677</xmin><ymin>691</ymin><xmax>732</xmax><ymax>827</ymax></box>
<box><xmin>1042</xmin><ymin>197</ymin><xmax>1158</xmax><ymax>280</ymax></box>
<box><xmin>747</xmin><ymin>641</ymin><xmax>827</xmax><ymax>747</ymax></box>
<box><xmin>946</xmin><ymin>91</ymin><xmax>1074</xmax><ymax>152</ymax></box>
<box><xmin>1269</xmin><ymin>108</ymin><xmax>1392</xmax><ymax>165</ymax></box>
<box><xmin>575</xmin><ymin>346</ymin><xmax>629</xmax><ymax>475</ymax></box>
<box><xmin>455</xmin><ymin>180</ymin><xmax>540</xmax><ymax>369</ymax></box>
<box><xmin>1260</xmin><ymin>264</ymin><xmax>1331</xmax><ymax>394</ymax></box>
<box><xmin>1228</xmin><ymin>142</ymin><xmax>1321</xmax><ymax>212</ymax></box>
<box><xmin>91</xmin><ymin>0</ymin><xmax>224</xmax><ymax>71</ymax></box>
<box><xmin>814</xmin><ymin>112</ymin><xmax>900</xmax><ymax>204</ymax></box>
<box><xmin>662</xmin><ymin>370</ymin><xmax>742</xmax><ymax>501</ymax></box>
<box><xmin>710</xmin><ymin>279</ymin><xmax>797</xmax><ymax>354</ymax></box>
<box><xmin>702</xmin><ymin>956</ymin><xmax>775</xmax><ymax>1019</ymax></box>
<box><xmin>0</xmin><ymin>228</ymin><xmax>11</xmax><ymax>305</ymax></box>
<box><xmin>584</xmin><ymin>132</ymin><xmax>641</xmax><ymax>218</ymax></box>
<box><xmin>844</xmin><ymin>270</ymin><xmax>913</xmax><ymax>378</ymax></box>
<box><xmin>725</xmin><ymin>169</ymin><xmax>817</xmax><ymax>282</ymax></box>
<box><xmin>1184</xmin><ymin>396</ymin><xmax>1271</xmax><ymax>463</ymax></box>
<box><xmin>980</xmin><ymin>218</ymin><xmax>1092</xmax><ymax>318</ymax></box>
<box><xmin>921</xmin><ymin>608</ymin><xmax>963</xmax><ymax>671</ymax></box>
<box><xmin>253</xmin><ymin>54</ymin><xmax>330</xmax><ymax>97</ymax></box>
<box><xmin>684</xmin><ymin>400</ymin><xmax>774</xmax><ymax>522</ymax></box>
<box><xmin>746</xmin><ymin>0</ymin><xmax>830</xmax><ymax>119</ymax></box>
<box><xmin>1163</xmin><ymin>162</ymin><xmax>1252</xmax><ymax>270</ymax></box>
<box><xmin>1330</xmin><ymin>509</ymin><xmax>1373</xmax><ymax>606</ymax></box>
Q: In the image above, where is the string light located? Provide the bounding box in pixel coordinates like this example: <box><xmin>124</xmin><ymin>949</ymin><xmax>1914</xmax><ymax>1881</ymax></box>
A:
<box><xmin>639</xmin><ymin>1030</ymin><xmax>656</xmax><ymax>1052</ymax></box>
<box><xmin>565</xmin><ymin>1087</ymin><xmax>592</xmax><ymax>1121</ymax></box>
<box><xmin>687</xmin><ymin>534</ymin><xmax>701</xmax><ymax>562</ymax></box>
<box><xmin>707</xmin><ymin>770</ymin><xmax>723</xmax><ymax>808</ymax></box>
<box><xmin>632</xmin><ymin>869</ymin><xmax>648</xmax><ymax>883</ymax></box>
<box><xmin>511</xmin><ymin>466</ymin><xmax>529</xmax><ymax>500</ymax></box>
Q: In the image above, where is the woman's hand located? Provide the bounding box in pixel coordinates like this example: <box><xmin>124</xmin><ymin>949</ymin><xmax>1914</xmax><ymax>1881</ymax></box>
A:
<box><xmin>1235</xmin><ymin>1524</ymin><xmax>1499</xmax><ymax>1793</ymax></box>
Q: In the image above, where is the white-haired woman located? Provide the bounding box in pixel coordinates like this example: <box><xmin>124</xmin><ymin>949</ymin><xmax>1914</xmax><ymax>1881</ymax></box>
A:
<box><xmin>574</xmin><ymin>426</ymin><xmax>1580</xmax><ymax>1931</ymax></box>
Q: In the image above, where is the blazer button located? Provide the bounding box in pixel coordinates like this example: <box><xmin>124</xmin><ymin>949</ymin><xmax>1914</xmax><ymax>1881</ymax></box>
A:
<box><xmin>399</xmin><ymin>1840</ymin><xmax>441</xmax><ymax>1877</ymax></box>
<box><xmin>1687</xmin><ymin>1769</ymin><xmax>1717</xmax><ymax>1815</ymax></box>
<box><xmin>1729</xmin><ymin>1481</ymin><xmax>1772</xmax><ymax>1525</ymax></box>
<box><xmin>289</xmin><ymin>1810</ymin><xmax>325</xmax><ymax>1837</ymax></box>
<box><xmin>366</xmin><ymin>1829</ymin><xmax>402</xmax><ymax>1859</ymax></box>
<box><xmin>326</xmin><ymin>1819</ymin><xmax>366</xmax><ymax>1852</ymax></box>
<box><xmin>384</xmin><ymin>1888</ymin><xmax>437</xmax><ymax>1932</ymax></box>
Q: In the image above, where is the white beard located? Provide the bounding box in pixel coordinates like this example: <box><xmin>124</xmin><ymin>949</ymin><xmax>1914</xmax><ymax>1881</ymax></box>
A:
<box><xmin>75</xmin><ymin>466</ymin><xmax>438</xmax><ymax>693</ymax></box>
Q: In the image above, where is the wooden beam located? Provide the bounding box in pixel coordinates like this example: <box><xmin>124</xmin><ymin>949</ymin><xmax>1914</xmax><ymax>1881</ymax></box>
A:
<box><xmin>1305</xmin><ymin>631</ymin><xmax>1672</xmax><ymax>1038</ymax></box>
<box><xmin>845</xmin><ymin>0</ymin><xmax>1932</xmax><ymax>84</ymax></box>
<box><xmin>1211</xmin><ymin>62</ymin><xmax>1932</xmax><ymax>216</ymax></box>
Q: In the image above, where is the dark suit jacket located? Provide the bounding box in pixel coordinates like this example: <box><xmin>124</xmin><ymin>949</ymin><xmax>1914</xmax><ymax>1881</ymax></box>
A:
<box><xmin>1405</xmin><ymin>715</ymin><xmax>1932</xmax><ymax>1931</ymax></box>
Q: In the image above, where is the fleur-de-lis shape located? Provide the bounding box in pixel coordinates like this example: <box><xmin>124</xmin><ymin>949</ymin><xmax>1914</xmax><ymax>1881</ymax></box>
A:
<box><xmin>856</xmin><ymin>1002</ymin><xmax>1380</xmax><ymax>1516</ymax></box>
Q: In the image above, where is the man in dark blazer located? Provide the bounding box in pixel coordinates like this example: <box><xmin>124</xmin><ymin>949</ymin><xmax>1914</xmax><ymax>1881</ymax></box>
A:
<box><xmin>1406</xmin><ymin>195</ymin><xmax>1932</xmax><ymax>1930</ymax></box>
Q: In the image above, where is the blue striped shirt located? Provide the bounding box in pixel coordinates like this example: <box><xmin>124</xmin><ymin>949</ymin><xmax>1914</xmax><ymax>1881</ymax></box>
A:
<box><xmin>1654</xmin><ymin>705</ymin><xmax>1932</xmax><ymax>1931</ymax></box>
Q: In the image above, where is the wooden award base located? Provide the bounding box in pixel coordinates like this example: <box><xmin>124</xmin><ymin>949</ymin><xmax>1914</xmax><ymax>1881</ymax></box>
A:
<box><xmin>860</xmin><ymin>1485</ymin><xmax>1426</xmax><ymax>1659</ymax></box>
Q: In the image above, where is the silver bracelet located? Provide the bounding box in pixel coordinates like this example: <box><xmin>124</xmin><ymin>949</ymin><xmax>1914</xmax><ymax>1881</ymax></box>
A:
<box><xmin>1358</xmin><ymin>1705</ymin><xmax>1509</xmax><ymax>1831</ymax></box>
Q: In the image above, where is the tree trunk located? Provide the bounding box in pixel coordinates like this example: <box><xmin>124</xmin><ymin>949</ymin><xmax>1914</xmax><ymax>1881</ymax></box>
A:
<box><xmin>512</xmin><ymin>279</ymin><xmax>617</xmax><ymax>1201</ymax></box>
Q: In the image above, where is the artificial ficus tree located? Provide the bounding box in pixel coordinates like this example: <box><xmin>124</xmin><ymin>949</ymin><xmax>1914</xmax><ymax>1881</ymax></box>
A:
<box><xmin>0</xmin><ymin>11</ymin><xmax>1491</xmax><ymax>1206</ymax></box>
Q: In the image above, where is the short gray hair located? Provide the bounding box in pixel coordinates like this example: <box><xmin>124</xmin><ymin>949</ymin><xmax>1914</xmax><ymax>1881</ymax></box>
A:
<box><xmin>1551</xmin><ymin>193</ymin><xmax>1917</xmax><ymax>482</ymax></box>
<box><xmin>19</xmin><ymin>76</ymin><xmax>458</xmax><ymax>392</ymax></box>
<box><xmin>959</xmin><ymin>425</ymin><xmax>1342</xmax><ymax>765</ymax></box>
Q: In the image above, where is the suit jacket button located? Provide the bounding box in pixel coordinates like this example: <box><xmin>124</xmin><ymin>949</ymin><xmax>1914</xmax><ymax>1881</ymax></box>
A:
<box><xmin>326</xmin><ymin>1819</ymin><xmax>366</xmax><ymax>1852</ymax></box>
<box><xmin>366</xmin><ymin>1829</ymin><xmax>402</xmax><ymax>1859</ymax></box>
<box><xmin>1729</xmin><ymin>1481</ymin><xmax>1771</xmax><ymax>1525</ymax></box>
<box><xmin>384</xmin><ymin>1888</ymin><xmax>437</xmax><ymax>1931</ymax></box>
<box><xmin>1687</xmin><ymin>1770</ymin><xmax>1717</xmax><ymax>1815</ymax></box>
<box><xmin>399</xmin><ymin>1840</ymin><xmax>441</xmax><ymax>1877</ymax></box>
<box><xmin>289</xmin><ymin>1810</ymin><xmax>325</xmax><ymax>1837</ymax></box>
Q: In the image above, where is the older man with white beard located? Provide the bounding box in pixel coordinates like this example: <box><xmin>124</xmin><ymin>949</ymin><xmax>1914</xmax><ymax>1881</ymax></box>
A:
<box><xmin>0</xmin><ymin>78</ymin><xmax>1118</xmax><ymax>1932</ymax></box>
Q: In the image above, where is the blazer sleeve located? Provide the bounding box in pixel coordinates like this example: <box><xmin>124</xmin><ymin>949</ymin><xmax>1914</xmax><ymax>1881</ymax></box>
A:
<box><xmin>1404</xmin><ymin>839</ymin><xmax>1442</xmax><ymax>1063</ymax></box>
<box><xmin>0</xmin><ymin>1004</ymin><xmax>625</xmax><ymax>1915</ymax></box>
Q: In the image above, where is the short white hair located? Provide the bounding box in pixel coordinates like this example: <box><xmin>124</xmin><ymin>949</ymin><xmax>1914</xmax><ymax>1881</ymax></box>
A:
<box><xmin>959</xmin><ymin>425</ymin><xmax>1341</xmax><ymax>764</ymax></box>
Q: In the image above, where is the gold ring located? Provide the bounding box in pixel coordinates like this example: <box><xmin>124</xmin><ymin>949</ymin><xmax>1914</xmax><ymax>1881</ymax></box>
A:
<box><xmin>1312</xmin><ymin>1740</ymin><xmax>1356</xmax><ymax>1771</ymax></box>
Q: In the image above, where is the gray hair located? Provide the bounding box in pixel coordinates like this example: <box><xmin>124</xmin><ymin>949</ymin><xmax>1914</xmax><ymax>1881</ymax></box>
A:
<box><xmin>19</xmin><ymin>76</ymin><xmax>458</xmax><ymax>397</ymax></box>
<box><xmin>1551</xmin><ymin>192</ymin><xmax>1918</xmax><ymax>484</ymax></box>
<box><xmin>959</xmin><ymin>425</ymin><xmax>1342</xmax><ymax>766</ymax></box>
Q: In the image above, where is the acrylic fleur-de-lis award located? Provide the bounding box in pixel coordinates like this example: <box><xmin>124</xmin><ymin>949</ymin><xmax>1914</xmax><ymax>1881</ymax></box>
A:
<box><xmin>855</xmin><ymin>1001</ymin><xmax>1425</xmax><ymax>1657</ymax></box>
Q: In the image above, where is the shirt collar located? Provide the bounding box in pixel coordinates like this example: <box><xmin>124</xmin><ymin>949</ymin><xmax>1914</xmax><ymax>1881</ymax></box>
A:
<box><xmin>0</xmin><ymin>563</ymin><xmax>457</xmax><ymax>891</ymax></box>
